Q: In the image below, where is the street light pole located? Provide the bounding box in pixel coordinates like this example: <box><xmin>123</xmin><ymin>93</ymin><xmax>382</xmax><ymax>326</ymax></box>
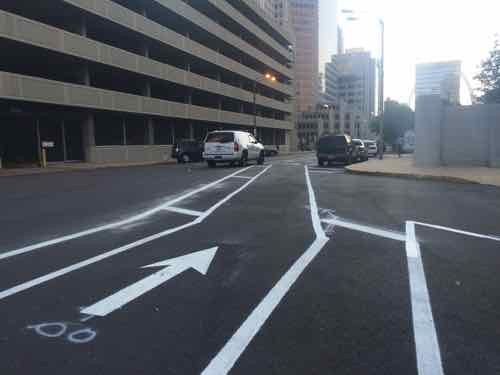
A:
<box><xmin>253</xmin><ymin>80</ymin><xmax>257</xmax><ymax>136</ymax></box>
<box><xmin>378</xmin><ymin>19</ymin><xmax>385</xmax><ymax>159</ymax></box>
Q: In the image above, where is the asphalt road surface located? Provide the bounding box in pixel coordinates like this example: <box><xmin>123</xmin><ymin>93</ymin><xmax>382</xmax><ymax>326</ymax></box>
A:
<box><xmin>1</xmin><ymin>153</ymin><xmax>500</xmax><ymax>375</ymax></box>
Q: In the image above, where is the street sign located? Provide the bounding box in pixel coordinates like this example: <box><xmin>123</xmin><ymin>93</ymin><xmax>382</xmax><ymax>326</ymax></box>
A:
<box><xmin>42</xmin><ymin>141</ymin><xmax>55</xmax><ymax>148</ymax></box>
<box><xmin>81</xmin><ymin>247</ymin><xmax>218</xmax><ymax>317</ymax></box>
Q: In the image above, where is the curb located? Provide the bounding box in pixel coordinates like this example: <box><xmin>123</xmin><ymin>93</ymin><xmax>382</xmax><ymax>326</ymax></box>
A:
<box><xmin>344</xmin><ymin>168</ymin><xmax>481</xmax><ymax>185</ymax></box>
<box><xmin>0</xmin><ymin>160</ymin><xmax>177</xmax><ymax>178</ymax></box>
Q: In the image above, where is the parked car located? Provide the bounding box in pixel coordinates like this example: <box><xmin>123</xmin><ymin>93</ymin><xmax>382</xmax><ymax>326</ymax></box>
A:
<box><xmin>317</xmin><ymin>134</ymin><xmax>359</xmax><ymax>166</ymax></box>
<box><xmin>352</xmin><ymin>139</ymin><xmax>369</xmax><ymax>162</ymax></box>
<box><xmin>363</xmin><ymin>140</ymin><xmax>378</xmax><ymax>157</ymax></box>
<box><xmin>172</xmin><ymin>139</ymin><xmax>204</xmax><ymax>163</ymax></box>
<box><xmin>203</xmin><ymin>130</ymin><xmax>265</xmax><ymax>167</ymax></box>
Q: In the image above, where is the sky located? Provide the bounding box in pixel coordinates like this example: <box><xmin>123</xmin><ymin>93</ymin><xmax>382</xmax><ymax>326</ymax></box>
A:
<box><xmin>318</xmin><ymin>0</ymin><xmax>500</xmax><ymax>106</ymax></box>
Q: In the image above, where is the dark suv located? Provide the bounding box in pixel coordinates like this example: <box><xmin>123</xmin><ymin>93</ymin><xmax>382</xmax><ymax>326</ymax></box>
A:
<box><xmin>317</xmin><ymin>134</ymin><xmax>359</xmax><ymax>166</ymax></box>
<box><xmin>172</xmin><ymin>139</ymin><xmax>204</xmax><ymax>163</ymax></box>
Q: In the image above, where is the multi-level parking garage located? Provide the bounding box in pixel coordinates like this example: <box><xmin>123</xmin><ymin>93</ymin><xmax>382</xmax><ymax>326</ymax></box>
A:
<box><xmin>0</xmin><ymin>0</ymin><xmax>294</xmax><ymax>165</ymax></box>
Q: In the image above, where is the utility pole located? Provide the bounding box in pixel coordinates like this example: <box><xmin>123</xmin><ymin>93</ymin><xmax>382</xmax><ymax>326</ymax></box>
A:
<box><xmin>378</xmin><ymin>19</ymin><xmax>385</xmax><ymax>159</ymax></box>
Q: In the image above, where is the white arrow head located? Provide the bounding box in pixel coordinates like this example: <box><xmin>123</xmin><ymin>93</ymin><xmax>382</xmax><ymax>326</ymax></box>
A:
<box><xmin>143</xmin><ymin>247</ymin><xmax>218</xmax><ymax>275</ymax></box>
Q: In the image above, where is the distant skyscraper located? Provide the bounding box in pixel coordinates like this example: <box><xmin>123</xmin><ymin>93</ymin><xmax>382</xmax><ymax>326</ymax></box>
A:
<box><xmin>271</xmin><ymin>0</ymin><xmax>290</xmax><ymax>26</ymax></box>
<box><xmin>254</xmin><ymin>0</ymin><xmax>274</xmax><ymax>16</ymax></box>
<box><xmin>337</xmin><ymin>26</ymin><xmax>344</xmax><ymax>54</ymax></box>
<box><xmin>416</xmin><ymin>61</ymin><xmax>461</xmax><ymax>104</ymax></box>
<box><xmin>325</xmin><ymin>49</ymin><xmax>376</xmax><ymax>118</ymax></box>
<box><xmin>289</xmin><ymin>0</ymin><xmax>319</xmax><ymax>111</ymax></box>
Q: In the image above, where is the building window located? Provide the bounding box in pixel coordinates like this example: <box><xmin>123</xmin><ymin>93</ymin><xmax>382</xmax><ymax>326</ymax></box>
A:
<box><xmin>154</xmin><ymin>119</ymin><xmax>173</xmax><ymax>145</ymax></box>
<box><xmin>125</xmin><ymin>117</ymin><xmax>148</xmax><ymax>145</ymax></box>
<box><xmin>95</xmin><ymin>114</ymin><xmax>124</xmax><ymax>146</ymax></box>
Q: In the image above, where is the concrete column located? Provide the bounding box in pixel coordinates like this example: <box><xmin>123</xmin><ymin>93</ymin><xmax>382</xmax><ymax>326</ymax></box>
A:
<box><xmin>76</xmin><ymin>15</ymin><xmax>91</xmax><ymax>86</ymax></box>
<box><xmin>147</xmin><ymin>118</ymin><xmax>154</xmax><ymax>145</ymax></box>
<box><xmin>82</xmin><ymin>114</ymin><xmax>95</xmax><ymax>162</ymax></box>
<box><xmin>487</xmin><ymin>104</ymin><xmax>500</xmax><ymax>167</ymax></box>
<box><xmin>189</xmin><ymin>122</ymin><xmax>194</xmax><ymax>139</ymax></box>
<box><xmin>415</xmin><ymin>95</ymin><xmax>444</xmax><ymax>167</ymax></box>
<box><xmin>142</xmin><ymin>81</ymin><xmax>152</xmax><ymax>97</ymax></box>
<box><xmin>122</xmin><ymin>119</ymin><xmax>127</xmax><ymax>146</ymax></box>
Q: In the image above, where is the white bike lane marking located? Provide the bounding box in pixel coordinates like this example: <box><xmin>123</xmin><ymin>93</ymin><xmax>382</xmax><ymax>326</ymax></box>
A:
<box><xmin>201</xmin><ymin>165</ymin><xmax>329</xmax><ymax>375</ymax></box>
<box><xmin>0</xmin><ymin>166</ymin><xmax>255</xmax><ymax>261</ymax></box>
<box><xmin>0</xmin><ymin>166</ymin><xmax>272</xmax><ymax>302</ymax></box>
<box><xmin>406</xmin><ymin>221</ymin><xmax>445</xmax><ymax>375</ymax></box>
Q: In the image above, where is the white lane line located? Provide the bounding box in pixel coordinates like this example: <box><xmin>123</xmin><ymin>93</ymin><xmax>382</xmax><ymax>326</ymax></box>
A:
<box><xmin>413</xmin><ymin>221</ymin><xmax>500</xmax><ymax>242</ymax></box>
<box><xmin>201</xmin><ymin>165</ymin><xmax>328</xmax><ymax>375</ymax></box>
<box><xmin>405</xmin><ymin>221</ymin><xmax>444</xmax><ymax>375</ymax></box>
<box><xmin>0</xmin><ymin>166</ymin><xmax>272</xmax><ymax>302</ymax></box>
<box><xmin>163</xmin><ymin>207</ymin><xmax>203</xmax><ymax>217</ymax></box>
<box><xmin>322</xmin><ymin>218</ymin><xmax>406</xmax><ymax>242</ymax></box>
<box><xmin>308</xmin><ymin>169</ymin><xmax>344</xmax><ymax>174</ymax></box>
<box><xmin>0</xmin><ymin>166</ymin><xmax>254</xmax><ymax>261</ymax></box>
<box><xmin>230</xmin><ymin>175</ymin><xmax>252</xmax><ymax>180</ymax></box>
<box><xmin>200</xmin><ymin>166</ymin><xmax>272</xmax><ymax>219</ymax></box>
<box><xmin>305</xmin><ymin>166</ymin><xmax>329</xmax><ymax>241</ymax></box>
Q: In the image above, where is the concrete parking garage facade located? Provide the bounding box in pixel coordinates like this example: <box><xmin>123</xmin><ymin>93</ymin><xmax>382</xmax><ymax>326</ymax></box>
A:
<box><xmin>0</xmin><ymin>0</ymin><xmax>294</xmax><ymax>166</ymax></box>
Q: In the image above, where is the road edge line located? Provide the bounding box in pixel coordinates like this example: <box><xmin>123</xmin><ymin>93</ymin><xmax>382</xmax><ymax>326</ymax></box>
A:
<box><xmin>405</xmin><ymin>221</ymin><xmax>445</xmax><ymax>375</ymax></box>
<box><xmin>200</xmin><ymin>165</ymin><xmax>328</xmax><ymax>375</ymax></box>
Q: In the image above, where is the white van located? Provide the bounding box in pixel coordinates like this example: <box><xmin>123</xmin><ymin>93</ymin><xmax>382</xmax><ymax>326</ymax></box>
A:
<box><xmin>203</xmin><ymin>131</ymin><xmax>265</xmax><ymax>167</ymax></box>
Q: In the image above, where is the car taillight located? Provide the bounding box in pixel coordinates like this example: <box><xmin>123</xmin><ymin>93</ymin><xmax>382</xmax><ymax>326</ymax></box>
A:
<box><xmin>234</xmin><ymin>142</ymin><xmax>239</xmax><ymax>152</ymax></box>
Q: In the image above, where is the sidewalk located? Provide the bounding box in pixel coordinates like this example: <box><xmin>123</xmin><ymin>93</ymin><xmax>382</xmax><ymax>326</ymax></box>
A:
<box><xmin>0</xmin><ymin>151</ymin><xmax>307</xmax><ymax>178</ymax></box>
<box><xmin>0</xmin><ymin>160</ymin><xmax>174</xmax><ymax>177</ymax></box>
<box><xmin>346</xmin><ymin>154</ymin><xmax>500</xmax><ymax>187</ymax></box>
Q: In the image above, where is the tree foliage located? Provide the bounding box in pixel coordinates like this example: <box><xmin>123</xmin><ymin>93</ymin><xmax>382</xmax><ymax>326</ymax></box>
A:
<box><xmin>475</xmin><ymin>38</ymin><xmax>500</xmax><ymax>104</ymax></box>
<box><xmin>370</xmin><ymin>100</ymin><xmax>414</xmax><ymax>143</ymax></box>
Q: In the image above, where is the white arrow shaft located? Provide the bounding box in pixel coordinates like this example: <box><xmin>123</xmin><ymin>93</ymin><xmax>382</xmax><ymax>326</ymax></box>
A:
<box><xmin>81</xmin><ymin>265</ymin><xmax>189</xmax><ymax>317</ymax></box>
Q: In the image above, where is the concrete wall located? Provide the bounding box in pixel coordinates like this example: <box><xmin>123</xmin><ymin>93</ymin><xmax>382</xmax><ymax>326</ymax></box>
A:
<box><xmin>88</xmin><ymin>145</ymin><xmax>173</xmax><ymax>164</ymax></box>
<box><xmin>415</xmin><ymin>95</ymin><xmax>500</xmax><ymax>167</ymax></box>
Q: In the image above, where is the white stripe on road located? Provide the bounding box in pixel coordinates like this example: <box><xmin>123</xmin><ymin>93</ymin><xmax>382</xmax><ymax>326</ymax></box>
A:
<box><xmin>163</xmin><ymin>207</ymin><xmax>203</xmax><ymax>217</ymax></box>
<box><xmin>201</xmin><ymin>166</ymin><xmax>328</xmax><ymax>375</ymax></box>
<box><xmin>322</xmin><ymin>218</ymin><xmax>406</xmax><ymax>242</ymax></box>
<box><xmin>0</xmin><ymin>166</ymin><xmax>254</xmax><ymax>261</ymax></box>
<box><xmin>0</xmin><ymin>166</ymin><xmax>272</xmax><ymax>302</ymax></box>
<box><xmin>413</xmin><ymin>221</ymin><xmax>500</xmax><ymax>242</ymax></box>
<box><xmin>405</xmin><ymin>221</ymin><xmax>444</xmax><ymax>375</ymax></box>
<box><xmin>230</xmin><ymin>175</ymin><xmax>252</xmax><ymax>180</ymax></box>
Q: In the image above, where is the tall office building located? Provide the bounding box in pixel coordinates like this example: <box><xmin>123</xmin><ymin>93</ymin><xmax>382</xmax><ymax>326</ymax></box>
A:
<box><xmin>325</xmin><ymin>49</ymin><xmax>376</xmax><ymax>118</ymax></box>
<box><xmin>272</xmin><ymin>0</ymin><xmax>291</xmax><ymax>26</ymax></box>
<box><xmin>289</xmin><ymin>0</ymin><xmax>319</xmax><ymax>112</ymax></box>
<box><xmin>416</xmin><ymin>61</ymin><xmax>461</xmax><ymax>104</ymax></box>
<box><xmin>255</xmin><ymin>0</ymin><xmax>275</xmax><ymax>16</ymax></box>
<box><xmin>337</xmin><ymin>26</ymin><xmax>344</xmax><ymax>55</ymax></box>
<box><xmin>0</xmin><ymin>0</ymin><xmax>294</xmax><ymax>166</ymax></box>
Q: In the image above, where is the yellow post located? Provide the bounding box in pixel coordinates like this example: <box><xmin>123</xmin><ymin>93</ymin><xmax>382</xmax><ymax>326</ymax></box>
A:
<box><xmin>41</xmin><ymin>148</ymin><xmax>47</xmax><ymax>168</ymax></box>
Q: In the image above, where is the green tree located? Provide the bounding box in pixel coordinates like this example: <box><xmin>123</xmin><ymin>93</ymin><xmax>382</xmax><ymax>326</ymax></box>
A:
<box><xmin>370</xmin><ymin>100</ymin><xmax>414</xmax><ymax>143</ymax></box>
<box><xmin>475</xmin><ymin>38</ymin><xmax>500</xmax><ymax>104</ymax></box>
<box><xmin>369</xmin><ymin>116</ymin><xmax>382</xmax><ymax>135</ymax></box>
<box><xmin>383</xmin><ymin>100</ymin><xmax>415</xmax><ymax>144</ymax></box>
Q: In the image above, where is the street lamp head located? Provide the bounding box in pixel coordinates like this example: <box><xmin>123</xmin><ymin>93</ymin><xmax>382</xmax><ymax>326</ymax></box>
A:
<box><xmin>265</xmin><ymin>73</ymin><xmax>272</xmax><ymax>79</ymax></box>
<box><xmin>271</xmin><ymin>76</ymin><xmax>277</xmax><ymax>82</ymax></box>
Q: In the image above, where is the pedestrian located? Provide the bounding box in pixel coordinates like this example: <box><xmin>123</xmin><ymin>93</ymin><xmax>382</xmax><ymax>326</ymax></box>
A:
<box><xmin>397</xmin><ymin>136</ymin><xmax>403</xmax><ymax>158</ymax></box>
<box><xmin>377</xmin><ymin>135</ymin><xmax>384</xmax><ymax>160</ymax></box>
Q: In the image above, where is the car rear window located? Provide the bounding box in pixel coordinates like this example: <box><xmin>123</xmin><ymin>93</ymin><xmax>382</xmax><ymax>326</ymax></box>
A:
<box><xmin>318</xmin><ymin>136</ymin><xmax>347</xmax><ymax>148</ymax></box>
<box><xmin>353</xmin><ymin>140</ymin><xmax>362</xmax><ymax>146</ymax></box>
<box><xmin>205</xmin><ymin>132</ymin><xmax>234</xmax><ymax>143</ymax></box>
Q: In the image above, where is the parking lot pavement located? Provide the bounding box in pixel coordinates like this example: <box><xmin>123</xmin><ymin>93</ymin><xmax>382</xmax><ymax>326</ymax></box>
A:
<box><xmin>0</xmin><ymin>154</ymin><xmax>499</xmax><ymax>375</ymax></box>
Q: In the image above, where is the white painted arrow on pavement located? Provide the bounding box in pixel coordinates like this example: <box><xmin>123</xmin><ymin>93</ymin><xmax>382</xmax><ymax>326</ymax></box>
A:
<box><xmin>81</xmin><ymin>247</ymin><xmax>218</xmax><ymax>317</ymax></box>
